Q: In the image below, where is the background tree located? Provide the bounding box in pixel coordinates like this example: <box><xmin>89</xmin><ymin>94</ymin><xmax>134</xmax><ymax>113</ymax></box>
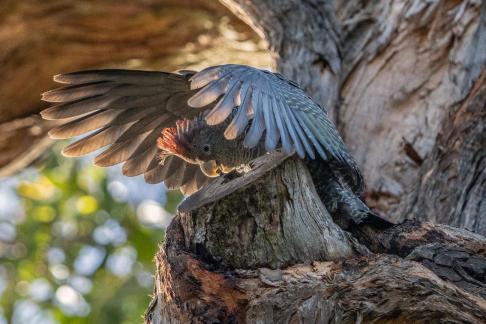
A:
<box><xmin>0</xmin><ymin>0</ymin><xmax>485</xmax><ymax>323</ymax></box>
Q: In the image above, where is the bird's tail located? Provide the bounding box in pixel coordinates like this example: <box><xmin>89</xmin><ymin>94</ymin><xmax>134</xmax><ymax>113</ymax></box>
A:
<box><xmin>360</xmin><ymin>210</ymin><xmax>393</xmax><ymax>229</ymax></box>
<box><xmin>309</xmin><ymin>165</ymin><xmax>393</xmax><ymax>230</ymax></box>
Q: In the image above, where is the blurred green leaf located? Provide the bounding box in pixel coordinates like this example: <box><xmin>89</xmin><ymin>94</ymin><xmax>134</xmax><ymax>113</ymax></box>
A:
<box><xmin>0</xmin><ymin>148</ymin><xmax>166</xmax><ymax>323</ymax></box>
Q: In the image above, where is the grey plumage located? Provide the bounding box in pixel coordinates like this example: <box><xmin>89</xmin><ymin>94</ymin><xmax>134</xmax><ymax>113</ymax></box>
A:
<box><xmin>41</xmin><ymin>64</ymin><xmax>363</xmax><ymax>196</ymax></box>
<box><xmin>307</xmin><ymin>161</ymin><xmax>392</xmax><ymax>229</ymax></box>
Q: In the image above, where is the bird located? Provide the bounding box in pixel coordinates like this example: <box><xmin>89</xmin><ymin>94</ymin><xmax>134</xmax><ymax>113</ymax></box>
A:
<box><xmin>41</xmin><ymin>64</ymin><xmax>391</xmax><ymax>228</ymax></box>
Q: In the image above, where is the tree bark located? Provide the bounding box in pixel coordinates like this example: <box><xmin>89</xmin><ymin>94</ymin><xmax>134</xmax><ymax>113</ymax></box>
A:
<box><xmin>179</xmin><ymin>158</ymin><xmax>364</xmax><ymax>270</ymax></box>
<box><xmin>398</xmin><ymin>69</ymin><xmax>486</xmax><ymax>233</ymax></box>
<box><xmin>145</xmin><ymin>0</ymin><xmax>486</xmax><ymax>322</ymax></box>
<box><xmin>146</xmin><ymin>216</ymin><xmax>486</xmax><ymax>323</ymax></box>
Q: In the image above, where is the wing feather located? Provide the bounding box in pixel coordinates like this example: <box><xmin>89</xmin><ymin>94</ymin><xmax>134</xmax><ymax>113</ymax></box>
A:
<box><xmin>108</xmin><ymin>93</ymin><xmax>172</xmax><ymax>110</ymax></box>
<box><xmin>41</xmin><ymin>95</ymin><xmax>118</xmax><ymax>120</ymax></box>
<box><xmin>243</xmin><ymin>90</ymin><xmax>265</xmax><ymax>148</ymax></box>
<box><xmin>187</xmin><ymin>75</ymin><xmax>229</xmax><ymax>108</ymax></box>
<box><xmin>224</xmin><ymin>83</ymin><xmax>251</xmax><ymax>139</ymax></box>
<box><xmin>94</xmin><ymin>131</ymin><xmax>150</xmax><ymax>167</ymax></box>
<box><xmin>144</xmin><ymin>160</ymin><xmax>167</xmax><ymax>184</ymax></box>
<box><xmin>62</xmin><ymin>124</ymin><xmax>132</xmax><ymax>157</ymax></box>
<box><xmin>205</xmin><ymin>80</ymin><xmax>240</xmax><ymax>125</ymax></box>
<box><xmin>294</xmin><ymin>111</ymin><xmax>327</xmax><ymax>159</ymax></box>
<box><xmin>115</xmin><ymin>114</ymin><xmax>171</xmax><ymax>143</ymax></box>
<box><xmin>180</xmin><ymin>164</ymin><xmax>209</xmax><ymax>195</ymax></box>
<box><xmin>110</xmin><ymin>106</ymin><xmax>160</xmax><ymax>126</ymax></box>
<box><xmin>195</xmin><ymin>168</ymin><xmax>209</xmax><ymax>188</ymax></box>
<box><xmin>282</xmin><ymin>100</ymin><xmax>314</xmax><ymax>159</ymax></box>
<box><xmin>164</xmin><ymin>161</ymin><xmax>187</xmax><ymax>189</ymax></box>
<box><xmin>262</xmin><ymin>93</ymin><xmax>280</xmax><ymax>151</ymax></box>
<box><xmin>122</xmin><ymin>145</ymin><xmax>158</xmax><ymax>177</ymax></box>
<box><xmin>42</xmin><ymin>81</ymin><xmax>118</xmax><ymax>102</ymax></box>
<box><xmin>189</xmin><ymin>66</ymin><xmax>225</xmax><ymax>89</ymax></box>
<box><xmin>278</xmin><ymin>98</ymin><xmax>305</xmax><ymax>158</ymax></box>
<box><xmin>54</xmin><ymin>69</ymin><xmax>184</xmax><ymax>85</ymax></box>
<box><xmin>48</xmin><ymin>109</ymin><xmax>120</xmax><ymax>139</ymax></box>
<box><xmin>272</xmin><ymin>97</ymin><xmax>292</xmax><ymax>154</ymax></box>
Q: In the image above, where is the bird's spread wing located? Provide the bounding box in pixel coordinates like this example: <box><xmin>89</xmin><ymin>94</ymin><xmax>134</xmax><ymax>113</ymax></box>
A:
<box><xmin>41</xmin><ymin>65</ymin><xmax>363</xmax><ymax>194</ymax></box>
<box><xmin>188</xmin><ymin>64</ymin><xmax>364</xmax><ymax>193</ymax></box>
<box><xmin>41</xmin><ymin>69</ymin><xmax>210</xmax><ymax>194</ymax></box>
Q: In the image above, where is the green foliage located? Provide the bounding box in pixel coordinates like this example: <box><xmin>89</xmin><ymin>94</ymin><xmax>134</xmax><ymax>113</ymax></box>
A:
<box><xmin>0</xmin><ymin>147</ymin><xmax>181</xmax><ymax>323</ymax></box>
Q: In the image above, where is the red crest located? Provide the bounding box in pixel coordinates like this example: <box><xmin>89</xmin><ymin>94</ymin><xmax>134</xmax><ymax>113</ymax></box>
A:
<box><xmin>157</xmin><ymin>118</ymin><xmax>205</xmax><ymax>157</ymax></box>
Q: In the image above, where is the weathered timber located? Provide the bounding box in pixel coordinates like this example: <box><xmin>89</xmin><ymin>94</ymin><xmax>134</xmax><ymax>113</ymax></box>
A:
<box><xmin>145</xmin><ymin>216</ymin><xmax>486</xmax><ymax>323</ymax></box>
<box><xmin>179</xmin><ymin>158</ymin><xmax>364</xmax><ymax>270</ymax></box>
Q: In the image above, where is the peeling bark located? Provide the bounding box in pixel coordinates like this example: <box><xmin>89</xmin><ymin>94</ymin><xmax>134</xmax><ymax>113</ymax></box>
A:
<box><xmin>337</xmin><ymin>0</ymin><xmax>485</xmax><ymax>226</ymax></box>
<box><xmin>398</xmin><ymin>70</ymin><xmax>486</xmax><ymax>233</ymax></box>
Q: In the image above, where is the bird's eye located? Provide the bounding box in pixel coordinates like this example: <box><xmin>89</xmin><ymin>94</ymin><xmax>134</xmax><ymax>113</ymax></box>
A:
<box><xmin>202</xmin><ymin>144</ymin><xmax>211</xmax><ymax>154</ymax></box>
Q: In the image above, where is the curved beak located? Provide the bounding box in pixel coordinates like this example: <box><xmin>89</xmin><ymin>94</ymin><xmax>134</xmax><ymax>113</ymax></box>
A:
<box><xmin>199</xmin><ymin>160</ymin><xmax>220</xmax><ymax>177</ymax></box>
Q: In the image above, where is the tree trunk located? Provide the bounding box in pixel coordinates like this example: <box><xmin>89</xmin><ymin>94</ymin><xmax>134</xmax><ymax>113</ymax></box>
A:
<box><xmin>220</xmin><ymin>0</ymin><xmax>486</xmax><ymax>233</ymax></box>
<box><xmin>146</xmin><ymin>0</ymin><xmax>486</xmax><ymax>322</ymax></box>
<box><xmin>179</xmin><ymin>158</ymin><xmax>364</xmax><ymax>270</ymax></box>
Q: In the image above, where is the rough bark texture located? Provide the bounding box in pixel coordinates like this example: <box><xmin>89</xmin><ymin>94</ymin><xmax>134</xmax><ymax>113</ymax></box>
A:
<box><xmin>221</xmin><ymin>0</ymin><xmax>486</xmax><ymax>234</ymax></box>
<box><xmin>337</xmin><ymin>0</ymin><xmax>485</xmax><ymax>229</ymax></box>
<box><xmin>146</xmin><ymin>217</ymin><xmax>486</xmax><ymax>324</ymax></box>
<box><xmin>179</xmin><ymin>158</ymin><xmax>363</xmax><ymax>270</ymax></box>
<box><xmin>399</xmin><ymin>69</ymin><xmax>486</xmax><ymax>233</ymax></box>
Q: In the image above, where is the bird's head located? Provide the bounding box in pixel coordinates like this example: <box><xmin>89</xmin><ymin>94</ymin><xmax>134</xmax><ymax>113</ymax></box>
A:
<box><xmin>157</xmin><ymin>117</ymin><xmax>225</xmax><ymax>165</ymax></box>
